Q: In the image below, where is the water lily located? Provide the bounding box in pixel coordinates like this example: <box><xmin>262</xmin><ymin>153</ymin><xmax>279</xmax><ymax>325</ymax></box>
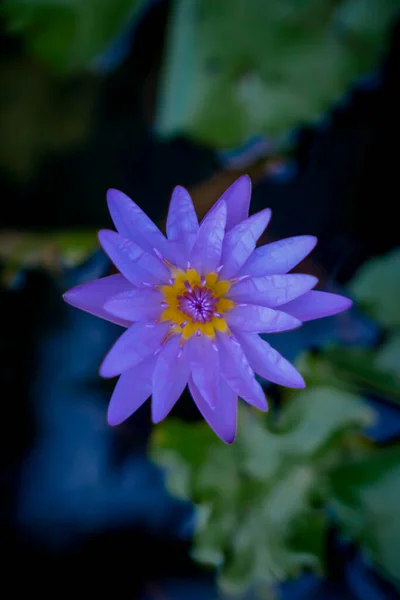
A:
<box><xmin>63</xmin><ymin>176</ymin><xmax>352</xmax><ymax>442</ymax></box>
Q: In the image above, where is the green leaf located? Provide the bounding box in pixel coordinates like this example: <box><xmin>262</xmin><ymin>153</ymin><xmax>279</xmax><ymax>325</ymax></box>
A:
<box><xmin>156</xmin><ymin>0</ymin><xmax>399</xmax><ymax>148</ymax></box>
<box><xmin>151</xmin><ymin>386</ymin><xmax>373</xmax><ymax>592</ymax></box>
<box><xmin>330</xmin><ymin>446</ymin><xmax>400</xmax><ymax>589</ymax></box>
<box><xmin>152</xmin><ymin>419</ymin><xmax>219</xmax><ymax>469</ymax></box>
<box><xmin>349</xmin><ymin>248</ymin><xmax>400</xmax><ymax>327</ymax></box>
<box><xmin>0</xmin><ymin>230</ymin><xmax>97</xmax><ymax>285</ymax></box>
<box><xmin>192</xmin><ymin>503</ymin><xmax>236</xmax><ymax>568</ymax></box>
<box><xmin>275</xmin><ymin>386</ymin><xmax>374</xmax><ymax>456</ymax></box>
<box><xmin>375</xmin><ymin>333</ymin><xmax>400</xmax><ymax>381</ymax></box>
<box><xmin>333</xmin><ymin>0</ymin><xmax>400</xmax><ymax>50</ymax></box>
<box><xmin>297</xmin><ymin>346</ymin><xmax>400</xmax><ymax>406</ymax></box>
<box><xmin>1</xmin><ymin>0</ymin><xmax>142</xmax><ymax>72</ymax></box>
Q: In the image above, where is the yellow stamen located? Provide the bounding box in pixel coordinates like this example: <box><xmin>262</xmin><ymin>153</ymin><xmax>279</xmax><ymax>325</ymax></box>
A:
<box><xmin>216</xmin><ymin>297</ymin><xmax>235</xmax><ymax>312</ymax></box>
<box><xmin>213</xmin><ymin>318</ymin><xmax>228</xmax><ymax>333</ymax></box>
<box><xmin>159</xmin><ymin>267</ymin><xmax>234</xmax><ymax>340</ymax></box>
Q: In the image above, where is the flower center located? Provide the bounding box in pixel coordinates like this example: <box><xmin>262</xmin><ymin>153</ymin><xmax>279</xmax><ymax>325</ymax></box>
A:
<box><xmin>159</xmin><ymin>268</ymin><xmax>234</xmax><ymax>339</ymax></box>
<box><xmin>177</xmin><ymin>283</ymin><xmax>219</xmax><ymax>323</ymax></box>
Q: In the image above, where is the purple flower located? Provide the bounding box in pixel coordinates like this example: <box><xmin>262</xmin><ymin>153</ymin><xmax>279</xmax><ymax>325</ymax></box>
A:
<box><xmin>63</xmin><ymin>176</ymin><xmax>352</xmax><ymax>443</ymax></box>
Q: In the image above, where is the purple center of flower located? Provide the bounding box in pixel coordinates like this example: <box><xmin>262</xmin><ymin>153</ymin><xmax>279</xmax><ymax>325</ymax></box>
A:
<box><xmin>177</xmin><ymin>283</ymin><xmax>219</xmax><ymax>323</ymax></box>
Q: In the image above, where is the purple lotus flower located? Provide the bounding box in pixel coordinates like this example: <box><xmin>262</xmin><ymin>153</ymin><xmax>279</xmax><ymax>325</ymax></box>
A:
<box><xmin>63</xmin><ymin>176</ymin><xmax>352</xmax><ymax>443</ymax></box>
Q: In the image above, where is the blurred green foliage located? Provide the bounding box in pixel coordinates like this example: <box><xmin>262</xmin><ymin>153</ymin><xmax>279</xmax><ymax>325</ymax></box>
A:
<box><xmin>349</xmin><ymin>248</ymin><xmax>400</xmax><ymax>327</ymax></box>
<box><xmin>156</xmin><ymin>0</ymin><xmax>399</xmax><ymax>148</ymax></box>
<box><xmin>298</xmin><ymin>346</ymin><xmax>400</xmax><ymax>406</ymax></box>
<box><xmin>152</xmin><ymin>389</ymin><xmax>373</xmax><ymax>594</ymax></box>
<box><xmin>151</xmin><ymin>249</ymin><xmax>400</xmax><ymax>594</ymax></box>
<box><xmin>1</xmin><ymin>0</ymin><xmax>142</xmax><ymax>71</ymax></box>
<box><xmin>298</xmin><ymin>248</ymin><xmax>400</xmax><ymax>410</ymax></box>
<box><xmin>0</xmin><ymin>54</ymin><xmax>99</xmax><ymax>179</ymax></box>
<box><xmin>330</xmin><ymin>446</ymin><xmax>400</xmax><ymax>587</ymax></box>
<box><xmin>0</xmin><ymin>230</ymin><xmax>97</xmax><ymax>284</ymax></box>
<box><xmin>3</xmin><ymin>0</ymin><xmax>398</xmax><ymax>150</ymax></box>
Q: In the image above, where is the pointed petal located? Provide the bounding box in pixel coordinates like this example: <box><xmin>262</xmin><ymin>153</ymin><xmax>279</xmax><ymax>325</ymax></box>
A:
<box><xmin>166</xmin><ymin>186</ymin><xmax>199</xmax><ymax>255</ymax></box>
<box><xmin>229</xmin><ymin>274</ymin><xmax>318</xmax><ymax>308</ymax></box>
<box><xmin>104</xmin><ymin>288</ymin><xmax>163</xmax><ymax>322</ymax></box>
<box><xmin>239</xmin><ymin>235</ymin><xmax>318</xmax><ymax>277</ymax></box>
<box><xmin>188</xmin><ymin>335</ymin><xmax>220</xmax><ymax>408</ymax></box>
<box><xmin>281</xmin><ymin>290</ymin><xmax>353</xmax><ymax>322</ymax></box>
<box><xmin>190</xmin><ymin>200</ymin><xmax>226</xmax><ymax>274</ymax></box>
<box><xmin>107</xmin><ymin>188</ymin><xmax>174</xmax><ymax>260</ymax></box>
<box><xmin>219</xmin><ymin>209</ymin><xmax>272</xmax><ymax>279</ymax></box>
<box><xmin>226</xmin><ymin>304</ymin><xmax>302</xmax><ymax>333</ymax></box>
<box><xmin>218</xmin><ymin>175</ymin><xmax>252</xmax><ymax>231</ymax></box>
<box><xmin>216</xmin><ymin>332</ymin><xmax>267</xmax><ymax>411</ymax></box>
<box><xmin>152</xmin><ymin>336</ymin><xmax>190</xmax><ymax>423</ymax></box>
<box><xmin>98</xmin><ymin>230</ymin><xmax>169</xmax><ymax>286</ymax></box>
<box><xmin>163</xmin><ymin>240</ymin><xmax>188</xmax><ymax>269</ymax></box>
<box><xmin>189</xmin><ymin>376</ymin><xmax>237</xmax><ymax>444</ymax></box>
<box><xmin>99</xmin><ymin>322</ymin><xmax>169</xmax><ymax>378</ymax></box>
<box><xmin>107</xmin><ymin>355</ymin><xmax>156</xmax><ymax>426</ymax></box>
<box><xmin>63</xmin><ymin>275</ymin><xmax>133</xmax><ymax>327</ymax></box>
<box><xmin>237</xmin><ymin>332</ymin><xmax>305</xmax><ymax>388</ymax></box>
